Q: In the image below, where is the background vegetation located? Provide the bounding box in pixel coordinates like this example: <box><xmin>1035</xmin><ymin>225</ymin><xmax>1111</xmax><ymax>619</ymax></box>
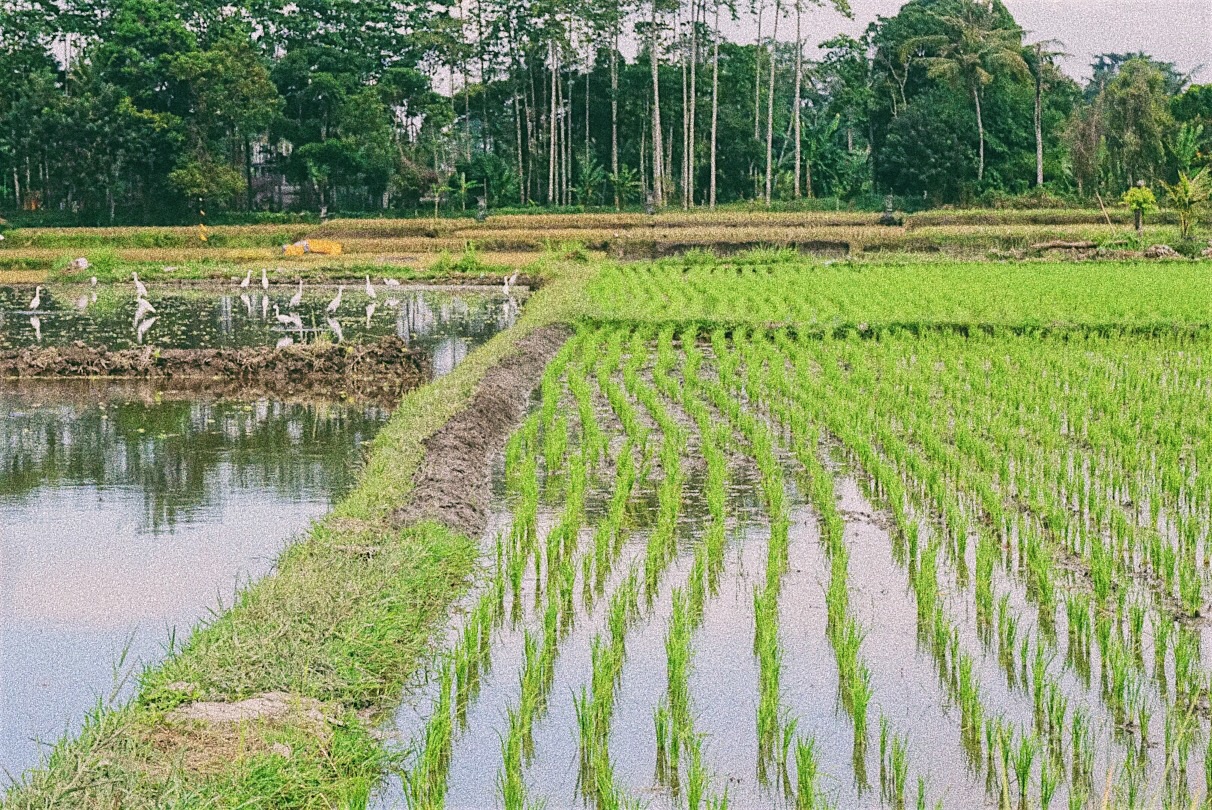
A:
<box><xmin>1</xmin><ymin>0</ymin><xmax>1209</xmax><ymax>224</ymax></box>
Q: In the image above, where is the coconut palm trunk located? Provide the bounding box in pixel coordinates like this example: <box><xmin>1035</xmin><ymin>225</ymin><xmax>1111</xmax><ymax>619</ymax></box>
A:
<box><xmin>1034</xmin><ymin>68</ymin><xmax>1044</xmax><ymax>186</ymax></box>
<box><xmin>709</xmin><ymin>1</ymin><xmax>720</xmax><ymax>209</ymax></box>
<box><xmin>764</xmin><ymin>0</ymin><xmax>781</xmax><ymax>205</ymax></box>
<box><xmin>611</xmin><ymin>30</ymin><xmax>620</xmax><ymax>209</ymax></box>
<box><xmin>650</xmin><ymin>0</ymin><xmax>665</xmax><ymax>207</ymax></box>
<box><xmin>793</xmin><ymin>0</ymin><xmax>802</xmax><ymax>199</ymax></box>
<box><xmin>973</xmin><ymin>86</ymin><xmax>985</xmax><ymax>182</ymax></box>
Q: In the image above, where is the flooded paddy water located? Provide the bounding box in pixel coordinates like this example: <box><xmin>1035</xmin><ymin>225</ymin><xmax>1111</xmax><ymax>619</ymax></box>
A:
<box><xmin>0</xmin><ymin>282</ymin><xmax>520</xmax><ymax>783</ymax></box>
<box><xmin>0</xmin><ymin>283</ymin><xmax>520</xmax><ymax>378</ymax></box>
<box><xmin>380</xmin><ymin>327</ymin><xmax>1212</xmax><ymax>810</ymax></box>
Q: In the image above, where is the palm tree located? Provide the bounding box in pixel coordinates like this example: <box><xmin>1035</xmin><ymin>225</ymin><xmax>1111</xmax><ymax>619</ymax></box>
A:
<box><xmin>1026</xmin><ymin>39</ymin><xmax>1067</xmax><ymax>187</ymax></box>
<box><xmin>709</xmin><ymin>0</ymin><xmax>721</xmax><ymax>208</ymax></box>
<box><xmin>906</xmin><ymin>2</ymin><xmax>1028</xmax><ymax>182</ymax></box>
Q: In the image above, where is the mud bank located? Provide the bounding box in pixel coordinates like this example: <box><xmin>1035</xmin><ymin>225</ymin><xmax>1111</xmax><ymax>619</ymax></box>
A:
<box><xmin>392</xmin><ymin>323</ymin><xmax>571</xmax><ymax>537</ymax></box>
<box><xmin>0</xmin><ymin>337</ymin><xmax>429</xmax><ymax>404</ymax></box>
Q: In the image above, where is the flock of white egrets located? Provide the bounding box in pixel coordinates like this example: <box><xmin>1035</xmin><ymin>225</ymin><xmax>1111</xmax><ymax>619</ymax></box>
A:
<box><xmin>7</xmin><ymin>268</ymin><xmax>522</xmax><ymax>347</ymax></box>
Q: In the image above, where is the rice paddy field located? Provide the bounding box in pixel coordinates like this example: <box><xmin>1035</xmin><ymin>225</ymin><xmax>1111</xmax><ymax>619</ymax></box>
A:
<box><xmin>2</xmin><ymin>218</ymin><xmax>1212</xmax><ymax>809</ymax></box>
<box><xmin>385</xmin><ymin>256</ymin><xmax>1212</xmax><ymax>810</ymax></box>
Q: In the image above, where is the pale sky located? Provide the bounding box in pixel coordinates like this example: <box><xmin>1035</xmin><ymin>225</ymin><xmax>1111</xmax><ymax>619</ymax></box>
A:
<box><xmin>720</xmin><ymin>0</ymin><xmax>1211</xmax><ymax>83</ymax></box>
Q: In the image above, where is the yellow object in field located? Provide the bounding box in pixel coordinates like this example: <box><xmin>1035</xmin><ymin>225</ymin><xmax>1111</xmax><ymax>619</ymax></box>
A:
<box><xmin>283</xmin><ymin>239</ymin><xmax>342</xmax><ymax>256</ymax></box>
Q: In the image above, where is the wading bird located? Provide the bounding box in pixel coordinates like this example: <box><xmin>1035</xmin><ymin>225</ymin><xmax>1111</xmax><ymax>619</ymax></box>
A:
<box><xmin>136</xmin><ymin>316</ymin><xmax>157</xmax><ymax>343</ymax></box>
<box><xmin>132</xmin><ymin>272</ymin><xmax>148</xmax><ymax>298</ymax></box>
<box><xmin>384</xmin><ymin>278</ymin><xmax>400</xmax><ymax>287</ymax></box>
<box><xmin>28</xmin><ymin>286</ymin><xmax>42</xmax><ymax>311</ymax></box>
<box><xmin>90</xmin><ymin>276</ymin><xmax>97</xmax><ymax>287</ymax></box>
<box><xmin>240</xmin><ymin>269</ymin><xmax>251</xmax><ymax>288</ymax></box>
<box><xmin>365</xmin><ymin>302</ymin><xmax>377</xmax><ymax>327</ymax></box>
<box><xmin>75</xmin><ymin>295</ymin><xmax>89</xmax><ymax>311</ymax></box>
<box><xmin>133</xmin><ymin>298</ymin><xmax>156</xmax><ymax>322</ymax></box>
<box><xmin>327</xmin><ymin>317</ymin><xmax>344</xmax><ymax>343</ymax></box>
<box><xmin>261</xmin><ymin>268</ymin><xmax>269</xmax><ymax>291</ymax></box>
<box><xmin>240</xmin><ymin>293</ymin><xmax>252</xmax><ymax>315</ymax></box>
<box><xmin>289</xmin><ymin>279</ymin><xmax>304</xmax><ymax>308</ymax></box>
<box><xmin>326</xmin><ymin>285</ymin><xmax>344</xmax><ymax>314</ymax></box>
<box><xmin>365</xmin><ymin>275</ymin><xmax>377</xmax><ymax>299</ymax></box>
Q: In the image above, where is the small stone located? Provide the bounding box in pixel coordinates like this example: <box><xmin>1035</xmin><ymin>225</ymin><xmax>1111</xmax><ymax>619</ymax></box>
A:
<box><xmin>270</xmin><ymin>742</ymin><xmax>293</xmax><ymax>759</ymax></box>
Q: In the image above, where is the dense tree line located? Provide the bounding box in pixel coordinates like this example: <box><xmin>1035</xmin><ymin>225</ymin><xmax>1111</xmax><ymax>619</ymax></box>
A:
<box><xmin>1</xmin><ymin>0</ymin><xmax>1208</xmax><ymax>222</ymax></box>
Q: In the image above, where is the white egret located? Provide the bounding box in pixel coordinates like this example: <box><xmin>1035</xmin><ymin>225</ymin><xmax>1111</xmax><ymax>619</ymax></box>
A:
<box><xmin>90</xmin><ymin>276</ymin><xmax>98</xmax><ymax>287</ymax></box>
<box><xmin>136</xmin><ymin>316</ymin><xmax>157</xmax><ymax>343</ymax></box>
<box><xmin>326</xmin><ymin>285</ymin><xmax>344</xmax><ymax>314</ymax></box>
<box><xmin>289</xmin><ymin>279</ymin><xmax>304</xmax><ymax>308</ymax></box>
<box><xmin>261</xmin><ymin>295</ymin><xmax>269</xmax><ymax>320</ymax></box>
<box><xmin>327</xmin><ymin>317</ymin><xmax>344</xmax><ymax>343</ymax></box>
<box><xmin>133</xmin><ymin>297</ymin><xmax>156</xmax><ymax>323</ymax></box>
<box><xmin>240</xmin><ymin>293</ymin><xmax>252</xmax><ymax>315</ymax></box>
<box><xmin>30</xmin><ymin>315</ymin><xmax>41</xmax><ymax>342</ymax></box>
<box><xmin>365</xmin><ymin>275</ymin><xmax>377</xmax><ymax>299</ymax></box>
<box><xmin>28</xmin><ymin>286</ymin><xmax>42</xmax><ymax>311</ymax></box>
<box><xmin>75</xmin><ymin>295</ymin><xmax>89</xmax><ymax>311</ymax></box>
<box><xmin>132</xmin><ymin>272</ymin><xmax>148</xmax><ymax>298</ymax></box>
<box><xmin>383</xmin><ymin>278</ymin><xmax>401</xmax><ymax>287</ymax></box>
<box><xmin>240</xmin><ymin>270</ymin><xmax>252</xmax><ymax>288</ymax></box>
<box><xmin>365</xmin><ymin>302</ymin><xmax>376</xmax><ymax>327</ymax></box>
<box><xmin>272</xmin><ymin>304</ymin><xmax>294</xmax><ymax>326</ymax></box>
<box><xmin>261</xmin><ymin>268</ymin><xmax>269</xmax><ymax>291</ymax></box>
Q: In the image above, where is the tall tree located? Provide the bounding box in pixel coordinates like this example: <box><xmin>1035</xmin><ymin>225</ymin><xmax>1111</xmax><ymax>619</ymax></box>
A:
<box><xmin>1025</xmin><ymin>40</ymin><xmax>1065</xmax><ymax>187</ymax></box>
<box><xmin>906</xmin><ymin>1</ymin><xmax>1028</xmax><ymax>182</ymax></box>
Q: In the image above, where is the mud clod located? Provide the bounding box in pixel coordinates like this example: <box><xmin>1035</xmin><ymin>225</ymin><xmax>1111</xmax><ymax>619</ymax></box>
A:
<box><xmin>0</xmin><ymin>337</ymin><xmax>428</xmax><ymax>404</ymax></box>
<box><xmin>392</xmin><ymin>324</ymin><xmax>571</xmax><ymax>537</ymax></box>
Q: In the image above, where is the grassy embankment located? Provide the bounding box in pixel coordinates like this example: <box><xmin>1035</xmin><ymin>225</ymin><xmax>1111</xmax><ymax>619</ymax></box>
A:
<box><xmin>0</xmin><ymin>207</ymin><xmax>1202</xmax><ymax>285</ymax></box>
<box><xmin>0</xmin><ymin>257</ymin><xmax>593</xmax><ymax>810</ymax></box>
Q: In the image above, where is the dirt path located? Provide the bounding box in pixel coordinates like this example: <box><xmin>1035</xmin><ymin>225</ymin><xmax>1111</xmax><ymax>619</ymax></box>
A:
<box><xmin>392</xmin><ymin>323</ymin><xmax>571</xmax><ymax>537</ymax></box>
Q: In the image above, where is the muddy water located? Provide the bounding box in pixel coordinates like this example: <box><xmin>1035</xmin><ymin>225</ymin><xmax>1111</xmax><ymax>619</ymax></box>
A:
<box><xmin>0</xmin><ymin>380</ymin><xmax>392</xmax><ymax>781</ymax></box>
<box><xmin>0</xmin><ymin>284</ymin><xmax>519</xmax><ymax>377</ymax></box>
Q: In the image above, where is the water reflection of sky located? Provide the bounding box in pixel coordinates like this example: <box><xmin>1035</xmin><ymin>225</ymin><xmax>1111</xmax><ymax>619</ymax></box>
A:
<box><xmin>0</xmin><ymin>384</ymin><xmax>392</xmax><ymax>781</ymax></box>
<box><xmin>0</xmin><ymin>285</ymin><xmax>522</xmax><ymax>377</ymax></box>
<box><xmin>0</xmin><ymin>283</ymin><xmax>521</xmax><ymax>783</ymax></box>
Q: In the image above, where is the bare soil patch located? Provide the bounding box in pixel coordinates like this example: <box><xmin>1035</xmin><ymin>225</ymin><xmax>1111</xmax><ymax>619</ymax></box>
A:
<box><xmin>0</xmin><ymin>336</ymin><xmax>428</xmax><ymax>405</ymax></box>
<box><xmin>392</xmin><ymin>324</ymin><xmax>572</xmax><ymax>537</ymax></box>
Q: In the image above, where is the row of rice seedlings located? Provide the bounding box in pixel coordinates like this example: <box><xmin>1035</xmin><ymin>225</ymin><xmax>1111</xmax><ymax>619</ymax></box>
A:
<box><xmin>723</xmin><ymin>330</ymin><xmax>876</xmax><ymax>753</ymax></box>
<box><xmin>882</xmin><ymin>340</ymin><xmax>1206</xmax><ymax>738</ymax></box>
<box><xmin>769</xmin><ymin>332</ymin><xmax>1207</xmax><ymax>805</ymax></box>
<box><xmin>778</xmin><ymin>336</ymin><xmax>1106</xmax><ymax>800</ymax></box>
<box><xmin>699</xmin><ymin>327</ymin><xmax>880</xmax><ymax>798</ymax></box>
<box><xmin>919</xmin><ymin>335</ymin><xmax>1210</xmax><ymax>629</ymax></box>
<box><xmin>691</xmin><ymin>328</ymin><xmax>798</xmax><ymax>785</ymax></box>
<box><xmin>569</xmin><ymin>325</ymin><xmax>711</xmax><ymax>807</ymax></box>
<box><xmin>751</xmin><ymin>330</ymin><xmax>1098</xmax><ymax>808</ymax></box>
<box><xmin>621</xmin><ymin>328</ymin><xmax>689</xmax><ymax>604</ymax></box>
<box><xmin>407</xmin><ymin>328</ymin><xmax>666</xmax><ymax>810</ymax></box>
